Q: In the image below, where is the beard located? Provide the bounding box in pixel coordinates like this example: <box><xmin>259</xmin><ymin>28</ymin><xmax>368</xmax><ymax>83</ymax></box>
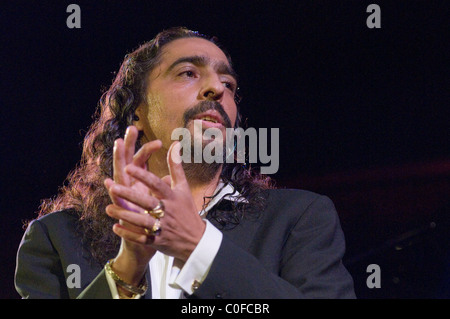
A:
<box><xmin>180</xmin><ymin>100</ymin><xmax>233</xmax><ymax>185</ymax></box>
<box><xmin>182</xmin><ymin>157</ymin><xmax>223</xmax><ymax>185</ymax></box>
<box><xmin>181</xmin><ymin>136</ymin><xmax>229</xmax><ymax>185</ymax></box>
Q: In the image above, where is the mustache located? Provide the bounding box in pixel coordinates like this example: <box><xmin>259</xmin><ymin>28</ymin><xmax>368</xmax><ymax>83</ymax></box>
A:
<box><xmin>182</xmin><ymin>101</ymin><xmax>232</xmax><ymax>128</ymax></box>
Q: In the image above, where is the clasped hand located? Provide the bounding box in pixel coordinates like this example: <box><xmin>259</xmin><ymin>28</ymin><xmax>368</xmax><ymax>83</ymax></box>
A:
<box><xmin>104</xmin><ymin>126</ymin><xmax>206</xmax><ymax>265</ymax></box>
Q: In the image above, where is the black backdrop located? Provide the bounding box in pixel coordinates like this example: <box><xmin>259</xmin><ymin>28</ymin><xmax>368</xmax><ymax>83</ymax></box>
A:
<box><xmin>1</xmin><ymin>1</ymin><xmax>449</xmax><ymax>299</ymax></box>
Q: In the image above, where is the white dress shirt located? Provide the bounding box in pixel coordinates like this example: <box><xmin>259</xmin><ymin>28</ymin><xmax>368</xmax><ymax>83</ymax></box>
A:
<box><xmin>106</xmin><ymin>182</ymin><xmax>245</xmax><ymax>299</ymax></box>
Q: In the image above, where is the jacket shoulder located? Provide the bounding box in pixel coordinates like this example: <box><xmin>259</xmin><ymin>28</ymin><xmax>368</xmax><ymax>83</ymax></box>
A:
<box><xmin>264</xmin><ymin>188</ymin><xmax>323</xmax><ymax>201</ymax></box>
<box><xmin>263</xmin><ymin>188</ymin><xmax>331</xmax><ymax>209</ymax></box>
<box><xmin>260</xmin><ymin>188</ymin><xmax>339</xmax><ymax>223</ymax></box>
<box><xmin>36</xmin><ymin>209</ymin><xmax>80</xmax><ymax>224</ymax></box>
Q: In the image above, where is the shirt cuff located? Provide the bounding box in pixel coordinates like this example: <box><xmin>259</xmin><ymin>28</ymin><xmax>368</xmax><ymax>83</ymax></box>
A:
<box><xmin>105</xmin><ymin>268</ymin><xmax>121</xmax><ymax>299</ymax></box>
<box><xmin>170</xmin><ymin>220</ymin><xmax>223</xmax><ymax>295</ymax></box>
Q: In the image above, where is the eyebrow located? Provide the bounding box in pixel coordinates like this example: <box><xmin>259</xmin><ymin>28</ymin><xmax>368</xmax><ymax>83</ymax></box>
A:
<box><xmin>166</xmin><ymin>55</ymin><xmax>238</xmax><ymax>80</ymax></box>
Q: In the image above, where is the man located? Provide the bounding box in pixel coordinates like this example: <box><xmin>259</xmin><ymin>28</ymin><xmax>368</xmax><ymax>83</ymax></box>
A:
<box><xmin>15</xmin><ymin>27</ymin><xmax>355</xmax><ymax>299</ymax></box>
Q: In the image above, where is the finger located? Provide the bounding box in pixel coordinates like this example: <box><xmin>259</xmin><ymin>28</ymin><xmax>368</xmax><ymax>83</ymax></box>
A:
<box><xmin>125</xmin><ymin>164</ymin><xmax>173</xmax><ymax>199</ymax></box>
<box><xmin>133</xmin><ymin>139</ymin><xmax>163</xmax><ymax>168</ymax></box>
<box><xmin>118</xmin><ymin>218</ymin><xmax>145</xmax><ymax>234</ymax></box>
<box><xmin>113</xmin><ymin>139</ymin><xmax>130</xmax><ymax>186</ymax></box>
<box><xmin>106</xmin><ymin>204</ymin><xmax>155</xmax><ymax>231</ymax></box>
<box><xmin>167</xmin><ymin>141</ymin><xmax>188</xmax><ymax>188</ymax></box>
<box><xmin>112</xmin><ymin>223</ymin><xmax>150</xmax><ymax>245</ymax></box>
<box><xmin>109</xmin><ymin>183</ymin><xmax>160</xmax><ymax>211</ymax></box>
<box><xmin>124</xmin><ymin>126</ymin><xmax>139</xmax><ymax>165</ymax></box>
<box><xmin>104</xmin><ymin>178</ymin><xmax>127</xmax><ymax>208</ymax></box>
<box><xmin>161</xmin><ymin>175</ymin><xmax>171</xmax><ymax>186</ymax></box>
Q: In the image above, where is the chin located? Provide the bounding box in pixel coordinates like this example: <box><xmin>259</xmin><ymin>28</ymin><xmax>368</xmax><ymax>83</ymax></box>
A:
<box><xmin>182</xmin><ymin>161</ymin><xmax>222</xmax><ymax>184</ymax></box>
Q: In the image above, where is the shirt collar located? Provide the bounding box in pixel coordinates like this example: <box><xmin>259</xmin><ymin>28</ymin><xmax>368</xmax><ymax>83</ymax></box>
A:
<box><xmin>200</xmin><ymin>181</ymin><xmax>248</xmax><ymax>217</ymax></box>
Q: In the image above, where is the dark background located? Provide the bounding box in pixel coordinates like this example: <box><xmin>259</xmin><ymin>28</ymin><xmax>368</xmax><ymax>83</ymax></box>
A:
<box><xmin>1</xmin><ymin>1</ymin><xmax>449</xmax><ymax>299</ymax></box>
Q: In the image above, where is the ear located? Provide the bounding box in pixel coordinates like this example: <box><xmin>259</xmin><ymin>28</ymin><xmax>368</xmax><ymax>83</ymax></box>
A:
<box><xmin>133</xmin><ymin>103</ymin><xmax>145</xmax><ymax>131</ymax></box>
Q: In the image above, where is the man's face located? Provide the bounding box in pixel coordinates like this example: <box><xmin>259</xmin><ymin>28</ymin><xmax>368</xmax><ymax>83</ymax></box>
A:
<box><xmin>137</xmin><ymin>37</ymin><xmax>238</xmax><ymax>153</ymax></box>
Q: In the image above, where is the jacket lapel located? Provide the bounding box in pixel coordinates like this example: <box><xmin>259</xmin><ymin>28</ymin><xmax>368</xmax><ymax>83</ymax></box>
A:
<box><xmin>206</xmin><ymin>199</ymin><xmax>262</xmax><ymax>253</ymax></box>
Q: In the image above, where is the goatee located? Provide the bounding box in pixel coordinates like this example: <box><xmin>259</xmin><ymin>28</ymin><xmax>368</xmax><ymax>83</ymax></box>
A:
<box><xmin>181</xmin><ymin>100</ymin><xmax>232</xmax><ymax>184</ymax></box>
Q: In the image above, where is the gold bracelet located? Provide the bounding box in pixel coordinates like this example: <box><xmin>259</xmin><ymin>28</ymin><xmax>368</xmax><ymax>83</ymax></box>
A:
<box><xmin>105</xmin><ymin>259</ymin><xmax>148</xmax><ymax>296</ymax></box>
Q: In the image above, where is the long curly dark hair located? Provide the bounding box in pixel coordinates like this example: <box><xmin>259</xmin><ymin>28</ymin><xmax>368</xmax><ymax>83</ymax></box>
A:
<box><xmin>35</xmin><ymin>27</ymin><xmax>274</xmax><ymax>265</ymax></box>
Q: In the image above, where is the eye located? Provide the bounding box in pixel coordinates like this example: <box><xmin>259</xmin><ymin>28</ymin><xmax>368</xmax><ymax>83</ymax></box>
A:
<box><xmin>222</xmin><ymin>79</ymin><xmax>237</xmax><ymax>93</ymax></box>
<box><xmin>223</xmin><ymin>82</ymin><xmax>232</xmax><ymax>89</ymax></box>
<box><xmin>178</xmin><ymin>69</ymin><xmax>196</xmax><ymax>78</ymax></box>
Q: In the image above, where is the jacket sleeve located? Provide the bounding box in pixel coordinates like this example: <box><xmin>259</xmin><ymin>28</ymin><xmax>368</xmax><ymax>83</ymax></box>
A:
<box><xmin>15</xmin><ymin>219</ymin><xmax>113</xmax><ymax>299</ymax></box>
<box><xmin>191</xmin><ymin>195</ymin><xmax>356</xmax><ymax>299</ymax></box>
<box><xmin>15</xmin><ymin>220</ymin><xmax>68</xmax><ymax>298</ymax></box>
<box><xmin>76</xmin><ymin>269</ymin><xmax>113</xmax><ymax>299</ymax></box>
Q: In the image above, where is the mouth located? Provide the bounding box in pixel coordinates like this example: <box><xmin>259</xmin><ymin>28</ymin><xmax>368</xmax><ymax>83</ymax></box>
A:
<box><xmin>200</xmin><ymin>115</ymin><xmax>219</xmax><ymax>123</ymax></box>
<box><xmin>192</xmin><ymin>111</ymin><xmax>226</xmax><ymax>128</ymax></box>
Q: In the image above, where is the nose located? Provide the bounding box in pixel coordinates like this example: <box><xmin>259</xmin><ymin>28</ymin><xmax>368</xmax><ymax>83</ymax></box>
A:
<box><xmin>199</xmin><ymin>74</ymin><xmax>225</xmax><ymax>102</ymax></box>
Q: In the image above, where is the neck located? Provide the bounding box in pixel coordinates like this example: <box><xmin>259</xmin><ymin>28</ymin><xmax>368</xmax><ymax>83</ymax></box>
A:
<box><xmin>147</xmin><ymin>152</ymin><xmax>222</xmax><ymax>212</ymax></box>
<box><xmin>188</xmin><ymin>173</ymin><xmax>221</xmax><ymax>212</ymax></box>
<box><xmin>147</xmin><ymin>150</ymin><xmax>170</xmax><ymax>177</ymax></box>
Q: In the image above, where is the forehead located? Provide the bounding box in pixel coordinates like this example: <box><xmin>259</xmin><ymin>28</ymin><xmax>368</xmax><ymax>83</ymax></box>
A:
<box><xmin>159</xmin><ymin>37</ymin><xmax>230</xmax><ymax>68</ymax></box>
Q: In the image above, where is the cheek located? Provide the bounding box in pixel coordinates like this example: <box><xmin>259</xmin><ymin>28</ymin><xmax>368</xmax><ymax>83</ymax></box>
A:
<box><xmin>147</xmin><ymin>94</ymin><xmax>180</xmax><ymax>124</ymax></box>
<box><xmin>145</xmin><ymin>96</ymin><xmax>164</xmax><ymax>126</ymax></box>
<box><xmin>226</xmin><ymin>103</ymin><xmax>238</xmax><ymax>128</ymax></box>
<box><xmin>159</xmin><ymin>87</ymin><xmax>196</xmax><ymax>119</ymax></box>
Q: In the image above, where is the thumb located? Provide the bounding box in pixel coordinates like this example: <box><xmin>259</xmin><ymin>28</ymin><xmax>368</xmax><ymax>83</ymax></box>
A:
<box><xmin>161</xmin><ymin>175</ymin><xmax>172</xmax><ymax>187</ymax></box>
<box><xmin>167</xmin><ymin>141</ymin><xmax>188</xmax><ymax>188</ymax></box>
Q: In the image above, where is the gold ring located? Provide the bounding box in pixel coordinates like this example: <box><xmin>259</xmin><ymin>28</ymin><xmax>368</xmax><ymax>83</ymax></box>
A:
<box><xmin>144</xmin><ymin>218</ymin><xmax>161</xmax><ymax>236</ymax></box>
<box><xmin>145</xmin><ymin>200</ymin><xmax>165</xmax><ymax>219</ymax></box>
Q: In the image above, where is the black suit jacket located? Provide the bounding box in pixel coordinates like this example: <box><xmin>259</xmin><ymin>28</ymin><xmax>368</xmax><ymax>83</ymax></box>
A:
<box><xmin>15</xmin><ymin>189</ymin><xmax>356</xmax><ymax>299</ymax></box>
